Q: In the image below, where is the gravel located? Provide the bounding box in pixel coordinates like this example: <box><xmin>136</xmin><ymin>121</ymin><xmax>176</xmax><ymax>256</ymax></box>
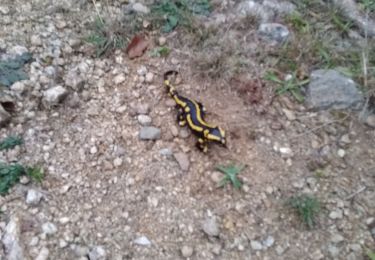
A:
<box><xmin>0</xmin><ymin>1</ymin><xmax>374</xmax><ymax>259</ymax></box>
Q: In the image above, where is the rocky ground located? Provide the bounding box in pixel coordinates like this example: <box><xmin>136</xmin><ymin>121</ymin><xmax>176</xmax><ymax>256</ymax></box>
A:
<box><xmin>0</xmin><ymin>0</ymin><xmax>374</xmax><ymax>260</ymax></box>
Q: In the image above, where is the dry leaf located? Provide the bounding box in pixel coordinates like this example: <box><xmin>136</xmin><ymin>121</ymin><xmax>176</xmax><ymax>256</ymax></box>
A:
<box><xmin>126</xmin><ymin>35</ymin><xmax>149</xmax><ymax>59</ymax></box>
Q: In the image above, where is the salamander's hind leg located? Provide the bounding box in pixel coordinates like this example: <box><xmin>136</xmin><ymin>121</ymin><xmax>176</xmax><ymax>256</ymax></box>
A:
<box><xmin>196</xmin><ymin>138</ymin><xmax>208</xmax><ymax>153</ymax></box>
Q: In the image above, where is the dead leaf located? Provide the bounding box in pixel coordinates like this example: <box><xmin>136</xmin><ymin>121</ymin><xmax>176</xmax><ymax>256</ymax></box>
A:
<box><xmin>126</xmin><ymin>35</ymin><xmax>149</xmax><ymax>59</ymax></box>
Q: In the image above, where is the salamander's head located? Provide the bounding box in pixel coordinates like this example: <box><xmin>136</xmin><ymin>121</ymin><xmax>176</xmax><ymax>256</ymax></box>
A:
<box><xmin>205</xmin><ymin>127</ymin><xmax>226</xmax><ymax>147</ymax></box>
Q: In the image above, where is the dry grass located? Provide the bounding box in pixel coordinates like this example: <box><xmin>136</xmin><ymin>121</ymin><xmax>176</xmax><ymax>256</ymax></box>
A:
<box><xmin>185</xmin><ymin>14</ymin><xmax>260</xmax><ymax>84</ymax></box>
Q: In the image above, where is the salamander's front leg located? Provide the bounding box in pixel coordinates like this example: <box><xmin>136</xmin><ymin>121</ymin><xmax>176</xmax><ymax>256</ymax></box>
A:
<box><xmin>196</xmin><ymin>138</ymin><xmax>208</xmax><ymax>153</ymax></box>
<box><xmin>197</xmin><ymin>102</ymin><xmax>206</xmax><ymax>118</ymax></box>
<box><xmin>177</xmin><ymin>109</ymin><xmax>187</xmax><ymax>126</ymax></box>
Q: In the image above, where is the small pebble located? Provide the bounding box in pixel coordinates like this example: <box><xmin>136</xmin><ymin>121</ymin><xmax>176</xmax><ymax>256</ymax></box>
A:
<box><xmin>139</xmin><ymin>127</ymin><xmax>161</xmax><ymax>140</ymax></box>
<box><xmin>279</xmin><ymin>147</ymin><xmax>292</xmax><ymax>154</ymax></box>
<box><xmin>170</xmin><ymin>125</ymin><xmax>179</xmax><ymax>137</ymax></box>
<box><xmin>137</xmin><ymin>115</ymin><xmax>152</xmax><ymax>126</ymax></box>
<box><xmin>88</xmin><ymin>246</ymin><xmax>106</xmax><ymax>260</ymax></box>
<box><xmin>137</xmin><ymin>66</ymin><xmax>147</xmax><ymax>76</ymax></box>
<box><xmin>365</xmin><ymin>114</ymin><xmax>375</xmax><ymax>128</ymax></box>
<box><xmin>263</xmin><ymin>236</ymin><xmax>275</xmax><ymax>248</ymax></box>
<box><xmin>90</xmin><ymin>146</ymin><xmax>98</xmax><ymax>154</ymax></box>
<box><xmin>113</xmin><ymin>74</ymin><xmax>126</xmax><ymax>84</ymax></box>
<box><xmin>159</xmin><ymin>148</ymin><xmax>173</xmax><ymax>156</ymax></box>
<box><xmin>174</xmin><ymin>152</ymin><xmax>190</xmax><ymax>171</ymax></box>
<box><xmin>158</xmin><ymin>36</ymin><xmax>167</xmax><ymax>46</ymax></box>
<box><xmin>250</xmin><ymin>240</ymin><xmax>263</xmax><ymax>251</ymax></box>
<box><xmin>136</xmin><ymin>103</ymin><xmax>150</xmax><ymax>115</ymax></box>
<box><xmin>35</xmin><ymin>247</ymin><xmax>49</xmax><ymax>260</ymax></box>
<box><xmin>329</xmin><ymin>209</ymin><xmax>343</xmax><ymax>220</ymax></box>
<box><xmin>26</xmin><ymin>189</ymin><xmax>43</xmax><ymax>205</ymax></box>
<box><xmin>202</xmin><ymin>217</ymin><xmax>220</xmax><ymax>237</ymax></box>
<box><xmin>113</xmin><ymin>157</ymin><xmax>123</xmax><ymax>167</ymax></box>
<box><xmin>145</xmin><ymin>72</ymin><xmax>154</xmax><ymax>83</ymax></box>
<box><xmin>282</xmin><ymin>108</ymin><xmax>296</xmax><ymax>121</ymax></box>
<box><xmin>179</xmin><ymin>129</ymin><xmax>190</xmax><ymax>139</ymax></box>
<box><xmin>42</xmin><ymin>222</ymin><xmax>57</xmax><ymax>235</ymax></box>
<box><xmin>331</xmin><ymin>233</ymin><xmax>344</xmax><ymax>243</ymax></box>
<box><xmin>181</xmin><ymin>245</ymin><xmax>194</xmax><ymax>258</ymax></box>
<box><xmin>134</xmin><ymin>236</ymin><xmax>151</xmax><ymax>246</ymax></box>
<box><xmin>337</xmin><ymin>149</ymin><xmax>346</xmax><ymax>158</ymax></box>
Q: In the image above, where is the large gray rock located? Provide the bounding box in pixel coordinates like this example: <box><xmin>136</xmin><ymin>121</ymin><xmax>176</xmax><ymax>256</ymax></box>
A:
<box><xmin>306</xmin><ymin>70</ymin><xmax>363</xmax><ymax>110</ymax></box>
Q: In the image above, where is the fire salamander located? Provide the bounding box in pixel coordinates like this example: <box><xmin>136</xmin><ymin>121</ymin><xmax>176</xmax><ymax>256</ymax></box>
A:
<box><xmin>164</xmin><ymin>70</ymin><xmax>226</xmax><ymax>153</ymax></box>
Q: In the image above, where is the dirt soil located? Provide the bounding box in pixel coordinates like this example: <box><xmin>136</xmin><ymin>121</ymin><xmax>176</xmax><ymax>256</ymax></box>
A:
<box><xmin>0</xmin><ymin>0</ymin><xmax>374</xmax><ymax>260</ymax></box>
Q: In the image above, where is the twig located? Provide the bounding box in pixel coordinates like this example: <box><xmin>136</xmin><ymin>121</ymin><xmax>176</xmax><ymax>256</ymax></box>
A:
<box><xmin>359</xmin><ymin>9</ymin><xmax>370</xmax><ymax>121</ymax></box>
<box><xmin>345</xmin><ymin>186</ymin><xmax>366</xmax><ymax>200</ymax></box>
<box><xmin>292</xmin><ymin>115</ymin><xmax>350</xmax><ymax>139</ymax></box>
<box><xmin>91</xmin><ymin>0</ymin><xmax>104</xmax><ymax>24</ymax></box>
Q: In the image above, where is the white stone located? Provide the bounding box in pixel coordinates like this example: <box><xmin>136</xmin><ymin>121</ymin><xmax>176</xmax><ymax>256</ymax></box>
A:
<box><xmin>42</xmin><ymin>86</ymin><xmax>68</xmax><ymax>107</ymax></box>
<box><xmin>337</xmin><ymin>149</ymin><xmax>346</xmax><ymax>158</ymax></box>
<box><xmin>145</xmin><ymin>72</ymin><xmax>154</xmax><ymax>83</ymax></box>
<box><xmin>134</xmin><ymin>236</ymin><xmax>151</xmax><ymax>246</ymax></box>
<box><xmin>113</xmin><ymin>157</ymin><xmax>123</xmax><ymax>167</ymax></box>
<box><xmin>132</xmin><ymin>3</ymin><xmax>150</xmax><ymax>14</ymax></box>
<box><xmin>42</xmin><ymin>222</ymin><xmax>57</xmax><ymax>235</ymax></box>
<box><xmin>35</xmin><ymin>247</ymin><xmax>49</xmax><ymax>260</ymax></box>
<box><xmin>26</xmin><ymin>189</ymin><xmax>43</xmax><ymax>205</ymax></box>
<box><xmin>250</xmin><ymin>240</ymin><xmax>263</xmax><ymax>250</ymax></box>
<box><xmin>137</xmin><ymin>115</ymin><xmax>152</xmax><ymax>126</ymax></box>
<box><xmin>113</xmin><ymin>74</ymin><xmax>126</xmax><ymax>84</ymax></box>
<box><xmin>181</xmin><ymin>245</ymin><xmax>194</xmax><ymax>258</ymax></box>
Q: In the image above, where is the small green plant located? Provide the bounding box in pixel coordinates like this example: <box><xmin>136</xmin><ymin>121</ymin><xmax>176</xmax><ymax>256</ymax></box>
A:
<box><xmin>26</xmin><ymin>166</ymin><xmax>44</xmax><ymax>183</ymax></box>
<box><xmin>287</xmin><ymin>194</ymin><xmax>321</xmax><ymax>229</ymax></box>
<box><xmin>0</xmin><ymin>136</ymin><xmax>23</xmax><ymax>151</ymax></box>
<box><xmin>367</xmin><ymin>249</ymin><xmax>375</xmax><ymax>260</ymax></box>
<box><xmin>0</xmin><ymin>163</ymin><xmax>25</xmax><ymax>195</ymax></box>
<box><xmin>216</xmin><ymin>164</ymin><xmax>245</xmax><ymax>189</ymax></box>
<box><xmin>149</xmin><ymin>46</ymin><xmax>171</xmax><ymax>57</ymax></box>
<box><xmin>330</xmin><ymin>10</ymin><xmax>353</xmax><ymax>34</ymax></box>
<box><xmin>359</xmin><ymin>0</ymin><xmax>375</xmax><ymax>12</ymax></box>
<box><xmin>264</xmin><ymin>71</ymin><xmax>309</xmax><ymax>103</ymax></box>
<box><xmin>150</xmin><ymin>0</ymin><xmax>211</xmax><ymax>32</ymax></box>
<box><xmin>287</xmin><ymin>12</ymin><xmax>310</xmax><ymax>34</ymax></box>
<box><xmin>0</xmin><ymin>163</ymin><xmax>44</xmax><ymax>195</ymax></box>
<box><xmin>314</xmin><ymin>169</ymin><xmax>327</xmax><ymax>179</ymax></box>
